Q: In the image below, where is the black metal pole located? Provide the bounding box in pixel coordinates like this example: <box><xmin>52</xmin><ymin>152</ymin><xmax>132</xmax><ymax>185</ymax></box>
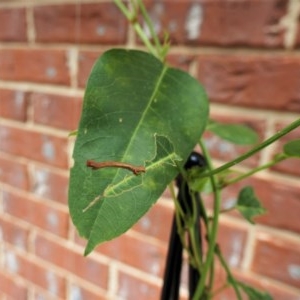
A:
<box><xmin>161</xmin><ymin>152</ymin><xmax>206</xmax><ymax>300</ymax></box>
<box><xmin>160</xmin><ymin>214</ymin><xmax>183</xmax><ymax>300</ymax></box>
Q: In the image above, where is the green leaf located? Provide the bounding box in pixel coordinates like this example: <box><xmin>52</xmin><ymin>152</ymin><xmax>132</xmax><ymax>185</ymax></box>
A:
<box><xmin>187</xmin><ymin>167</ymin><xmax>213</xmax><ymax>193</ymax></box>
<box><xmin>237</xmin><ymin>281</ymin><xmax>273</xmax><ymax>300</ymax></box>
<box><xmin>208</xmin><ymin>120</ymin><xmax>258</xmax><ymax>145</ymax></box>
<box><xmin>235</xmin><ymin>186</ymin><xmax>266</xmax><ymax>224</ymax></box>
<box><xmin>68</xmin><ymin>49</ymin><xmax>208</xmax><ymax>255</ymax></box>
<box><xmin>283</xmin><ymin>139</ymin><xmax>300</xmax><ymax>157</ymax></box>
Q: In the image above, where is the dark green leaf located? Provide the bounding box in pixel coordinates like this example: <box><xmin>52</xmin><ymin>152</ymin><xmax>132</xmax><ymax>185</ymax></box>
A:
<box><xmin>283</xmin><ymin>139</ymin><xmax>300</xmax><ymax>157</ymax></box>
<box><xmin>208</xmin><ymin>121</ymin><xmax>258</xmax><ymax>145</ymax></box>
<box><xmin>235</xmin><ymin>186</ymin><xmax>266</xmax><ymax>224</ymax></box>
<box><xmin>68</xmin><ymin>49</ymin><xmax>208</xmax><ymax>255</ymax></box>
<box><xmin>237</xmin><ymin>281</ymin><xmax>273</xmax><ymax>300</ymax></box>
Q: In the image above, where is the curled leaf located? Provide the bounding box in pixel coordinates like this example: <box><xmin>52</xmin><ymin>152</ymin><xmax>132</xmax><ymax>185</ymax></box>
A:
<box><xmin>235</xmin><ymin>186</ymin><xmax>266</xmax><ymax>224</ymax></box>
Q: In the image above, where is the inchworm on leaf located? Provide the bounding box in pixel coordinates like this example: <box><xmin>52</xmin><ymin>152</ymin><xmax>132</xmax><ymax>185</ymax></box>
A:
<box><xmin>86</xmin><ymin>160</ymin><xmax>146</xmax><ymax>175</ymax></box>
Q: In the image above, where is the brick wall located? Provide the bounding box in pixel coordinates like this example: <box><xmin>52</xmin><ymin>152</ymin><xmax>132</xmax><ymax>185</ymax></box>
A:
<box><xmin>0</xmin><ymin>0</ymin><xmax>300</xmax><ymax>299</ymax></box>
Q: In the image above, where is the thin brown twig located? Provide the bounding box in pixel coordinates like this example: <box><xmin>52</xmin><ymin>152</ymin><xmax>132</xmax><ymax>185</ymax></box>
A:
<box><xmin>86</xmin><ymin>160</ymin><xmax>146</xmax><ymax>175</ymax></box>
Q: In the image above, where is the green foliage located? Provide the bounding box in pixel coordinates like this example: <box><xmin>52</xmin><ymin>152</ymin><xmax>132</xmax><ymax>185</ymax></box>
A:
<box><xmin>207</xmin><ymin>120</ymin><xmax>259</xmax><ymax>145</ymax></box>
<box><xmin>283</xmin><ymin>139</ymin><xmax>300</xmax><ymax>157</ymax></box>
<box><xmin>69</xmin><ymin>49</ymin><xmax>208</xmax><ymax>255</ymax></box>
<box><xmin>235</xmin><ymin>186</ymin><xmax>266</xmax><ymax>224</ymax></box>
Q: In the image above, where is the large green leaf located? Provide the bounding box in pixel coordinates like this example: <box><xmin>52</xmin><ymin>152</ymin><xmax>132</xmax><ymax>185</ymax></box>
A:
<box><xmin>69</xmin><ymin>49</ymin><xmax>208</xmax><ymax>255</ymax></box>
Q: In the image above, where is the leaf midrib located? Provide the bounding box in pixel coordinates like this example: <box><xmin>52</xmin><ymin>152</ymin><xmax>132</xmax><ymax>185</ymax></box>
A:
<box><xmin>120</xmin><ymin>63</ymin><xmax>169</xmax><ymax>164</ymax></box>
<box><xmin>88</xmin><ymin>63</ymin><xmax>169</xmax><ymax>235</ymax></box>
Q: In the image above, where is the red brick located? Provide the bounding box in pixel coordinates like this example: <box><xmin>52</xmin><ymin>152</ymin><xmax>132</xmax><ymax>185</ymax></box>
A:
<box><xmin>118</xmin><ymin>271</ymin><xmax>161</xmax><ymax>300</ymax></box>
<box><xmin>194</xmin><ymin>0</ymin><xmax>285</xmax><ymax>47</ymax></box>
<box><xmin>0</xmin><ymin>271</ymin><xmax>27</xmax><ymax>299</ymax></box>
<box><xmin>67</xmin><ymin>282</ymin><xmax>107</xmax><ymax>300</ymax></box>
<box><xmin>0</xmin><ymin>8</ymin><xmax>27</xmax><ymax>42</ymax></box>
<box><xmin>0</xmin><ymin>49</ymin><xmax>70</xmax><ymax>85</ymax></box>
<box><xmin>197</xmin><ymin>55</ymin><xmax>300</xmax><ymax>112</ymax></box>
<box><xmin>141</xmin><ymin>0</ymin><xmax>285</xmax><ymax>47</ymax></box>
<box><xmin>217</xmin><ymin>220</ymin><xmax>248</xmax><ymax>269</ymax></box>
<box><xmin>219</xmin><ymin>177</ymin><xmax>300</xmax><ymax>233</ymax></box>
<box><xmin>29</xmin><ymin>166</ymin><xmax>68</xmax><ymax>204</ymax></box>
<box><xmin>3</xmin><ymin>190</ymin><xmax>69</xmax><ymax>238</ymax></box>
<box><xmin>211</xmin><ymin>270</ymin><xmax>237</xmax><ymax>300</ymax></box>
<box><xmin>232</xmin><ymin>270</ymin><xmax>300</xmax><ymax>300</ymax></box>
<box><xmin>132</xmin><ymin>202</ymin><xmax>173</xmax><ymax>243</ymax></box>
<box><xmin>32</xmin><ymin>92</ymin><xmax>82</xmax><ymax>131</ymax></box>
<box><xmin>34</xmin><ymin>234</ymin><xmax>109</xmax><ymax>290</ymax></box>
<box><xmin>271</xmin><ymin>121</ymin><xmax>300</xmax><ymax>177</ymax></box>
<box><xmin>295</xmin><ymin>15</ymin><xmax>300</xmax><ymax>48</ymax></box>
<box><xmin>0</xmin><ymin>216</ymin><xmax>30</xmax><ymax>250</ymax></box>
<box><xmin>206</xmin><ymin>260</ymin><xmax>300</xmax><ymax>299</ymax></box>
<box><xmin>34</xmin><ymin>3</ymin><xmax>127</xmax><ymax>44</ymax></box>
<box><xmin>96</xmin><ymin>232</ymin><xmax>167</xmax><ymax>277</ymax></box>
<box><xmin>0</xmin><ymin>155</ymin><xmax>30</xmax><ymax>190</ymax></box>
<box><xmin>3</xmin><ymin>248</ymin><xmax>66</xmax><ymax>297</ymax></box>
<box><xmin>166</xmin><ymin>53</ymin><xmax>195</xmax><ymax>71</ymax></box>
<box><xmin>33</xmin><ymin>290</ymin><xmax>65</xmax><ymax>300</ymax></box>
<box><xmin>0</xmin><ymin>89</ymin><xmax>29</xmax><ymax>121</ymax></box>
<box><xmin>78</xmin><ymin>51</ymin><xmax>102</xmax><ymax>88</ymax></box>
<box><xmin>203</xmin><ymin>114</ymin><xmax>266</xmax><ymax>167</ymax></box>
<box><xmin>0</xmin><ymin>125</ymin><xmax>68</xmax><ymax>168</ymax></box>
<box><xmin>252</xmin><ymin>232</ymin><xmax>300</xmax><ymax>288</ymax></box>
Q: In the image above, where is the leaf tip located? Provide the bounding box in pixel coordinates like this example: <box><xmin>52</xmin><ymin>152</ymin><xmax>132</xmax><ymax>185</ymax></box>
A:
<box><xmin>84</xmin><ymin>244</ymin><xmax>94</xmax><ymax>256</ymax></box>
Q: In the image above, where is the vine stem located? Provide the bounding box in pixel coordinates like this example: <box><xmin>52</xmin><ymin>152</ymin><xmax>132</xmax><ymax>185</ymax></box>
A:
<box><xmin>214</xmin><ymin>245</ymin><xmax>243</xmax><ymax>300</ymax></box>
<box><xmin>199</xmin><ymin>118</ymin><xmax>300</xmax><ymax>179</ymax></box>
<box><xmin>192</xmin><ymin>139</ymin><xmax>221</xmax><ymax>300</ymax></box>
<box><xmin>220</xmin><ymin>154</ymin><xmax>287</xmax><ymax>188</ymax></box>
<box><xmin>137</xmin><ymin>0</ymin><xmax>162</xmax><ymax>53</ymax></box>
<box><xmin>113</xmin><ymin>0</ymin><xmax>166</xmax><ymax>61</ymax></box>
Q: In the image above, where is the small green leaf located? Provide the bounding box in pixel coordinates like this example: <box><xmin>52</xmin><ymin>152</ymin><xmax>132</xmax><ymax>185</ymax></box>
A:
<box><xmin>187</xmin><ymin>167</ymin><xmax>212</xmax><ymax>193</ymax></box>
<box><xmin>235</xmin><ymin>186</ymin><xmax>266</xmax><ymax>224</ymax></box>
<box><xmin>208</xmin><ymin>121</ymin><xmax>258</xmax><ymax>145</ymax></box>
<box><xmin>283</xmin><ymin>139</ymin><xmax>300</xmax><ymax>157</ymax></box>
<box><xmin>237</xmin><ymin>281</ymin><xmax>273</xmax><ymax>300</ymax></box>
<box><xmin>190</xmin><ymin>176</ymin><xmax>212</xmax><ymax>193</ymax></box>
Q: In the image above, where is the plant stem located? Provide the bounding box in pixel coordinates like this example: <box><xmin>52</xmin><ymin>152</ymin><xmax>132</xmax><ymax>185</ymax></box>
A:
<box><xmin>193</xmin><ymin>139</ymin><xmax>221</xmax><ymax>300</ymax></box>
<box><xmin>189</xmin><ymin>224</ymin><xmax>202</xmax><ymax>269</ymax></box>
<box><xmin>114</xmin><ymin>0</ymin><xmax>166</xmax><ymax>61</ymax></box>
<box><xmin>188</xmin><ymin>192</ymin><xmax>203</xmax><ymax>270</ymax></box>
<box><xmin>113</xmin><ymin>0</ymin><xmax>132</xmax><ymax>19</ymax></box>
<box><xmin>200</xmin><ymin>118</ymin><xmax>300</xmax><ymax>179</ymax></box>
<box><xmin>137</xmin><ymin>0</ymin><xmax>162</xmax><ymax>53</ymax></box>
<box><xmin>134</xmin><ymin>24</ymin><xmax>157</xmax><ymax>56</ymax></box>
<box><xmin>215</xmin><ymin>245</ymin><xmax>243</xmax><ymax>300</ymax></box>
<box><xmin>209</xmin><ymin>283</ymin><xmax>230</xmax><ymax>299</ymax></box>
<box><xmin>221</xmin><ymin>154</ymin><xmax>287</xmax><ymax>188</ymax></box>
